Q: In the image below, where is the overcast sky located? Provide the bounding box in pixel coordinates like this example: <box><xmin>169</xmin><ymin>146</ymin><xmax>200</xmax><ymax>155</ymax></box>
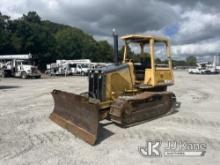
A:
<box><xmin>1</xmin><ymin>0</ymin><xmax>220</xmax><ymax>59</ymax></box>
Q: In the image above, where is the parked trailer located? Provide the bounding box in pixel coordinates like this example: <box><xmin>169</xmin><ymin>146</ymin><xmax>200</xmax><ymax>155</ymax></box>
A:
<box><xmin>46</xmin><ymin>59</ymin><xmax>93</xmax><ymax>76</ymax></box>
<box><xmin>46</xmin><ymin>62</ymin><xmax>70</xmax><ymax>76</ymax></box>
<box><xmin>0</xmin><ymin>54</ymin><xmax>41</xmax><ymax>79</ymax></box>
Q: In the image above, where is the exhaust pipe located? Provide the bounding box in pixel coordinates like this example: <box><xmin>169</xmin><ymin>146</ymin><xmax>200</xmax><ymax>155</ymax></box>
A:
<box><xmin>113</xmin><ymin>29</ymin><xmax>119</xmax><ymax>65</ymax></box>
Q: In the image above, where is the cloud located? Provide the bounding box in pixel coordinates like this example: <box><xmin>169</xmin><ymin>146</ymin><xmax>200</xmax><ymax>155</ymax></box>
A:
<box><xmin>173</xmin><ymin>38</ymin><xmax>220</xmax><ymax>56</ymax></box>
<box><xmin>1</xmin><ymin>0</ymin><xmax>220</xmax><ymax>58</ymax></box>
<box><xmin>173</xmin><ymin>9</ymin><xmax>220</xmax><ymax>45</ymax></box>
<box><xmin>0</xmin><ymin>0</ymin><xmax>178</xmax><ymax>36</ymax></box>
<box><xmin>159</xmin><ymin>0</ymin><xmax>220</xmax><ymax>11</ymax></box>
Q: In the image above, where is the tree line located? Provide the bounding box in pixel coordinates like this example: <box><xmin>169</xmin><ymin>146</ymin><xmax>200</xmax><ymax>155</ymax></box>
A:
<box><xmin>0</xmin><ymin>11</ymin><xmax>197</xmax><ymax>70</ymax></box>
<box><xmin>0</xmin><ymin>11</ymin><xmax>113</xmax><ymax>70</ymax></box>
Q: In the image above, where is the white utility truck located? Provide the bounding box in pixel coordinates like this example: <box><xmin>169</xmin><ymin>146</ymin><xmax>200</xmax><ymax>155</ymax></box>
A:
<box><xmin>188</xmin><ymin>62</ymin><xmax>219</xmax><ymax>74</ymax></box>
<box><xmin>0</xmin><ymin>54</ymin><xmax>41</xmax><ymax>79</ymax></box>
<box><xmin>46</xmin><ymin>59</ymin><xmax>92</xmax><ymax>76</ymax></box>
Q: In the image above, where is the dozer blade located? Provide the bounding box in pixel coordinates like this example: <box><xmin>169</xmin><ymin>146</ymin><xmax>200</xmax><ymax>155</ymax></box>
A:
<box><xmin>110</xmin><ymin>91</ymin><xmax>176</xmax><ymax>126</ymax></box>
<box><xmin>50</xmin><ymin>90</ymin><xmax>99</xmax><ymax>145</ymax></box>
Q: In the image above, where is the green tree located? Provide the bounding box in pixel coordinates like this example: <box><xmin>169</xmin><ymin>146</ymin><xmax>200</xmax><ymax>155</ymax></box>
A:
<box><xmin>96</xmin><ymin>41</ymin><xmax>113</xmax><ymax>62</ymax></box>
<box><xmin>55</xmin><ymin>28</ymin><xmax>86</xmax><ymax>59</ymax></box>
<box><xmin>155</xmin><ymin>58</ymin><xmax>162</xmax><ymax>64</ymax></box>
<box><xmin>0</xmin><ymin>12</ymin><xmax>12</xmax><ymax>53</ymax></box>
<box><xmin>186</xmin><ymin>56</ymin><xmax>197</xmax><ymax>66</ymax></box>
<box><xmin>0</xmin><ymin>11</ymin><xmax>114</xmax><ymax>70</ymax></box>
<box><xmin>119</xmin><ymin>45</ymin><xmax>135</xmax><ymax>61</ymax></box>
<box><xmin>172</xmin><ymin>60</ymin><xmax>187</xmax><ymax>67</ymax></box>
<box><xmin>22</xmin><ymin>11</ymin><xmax>41</xmax><ymax>23</ymax></box>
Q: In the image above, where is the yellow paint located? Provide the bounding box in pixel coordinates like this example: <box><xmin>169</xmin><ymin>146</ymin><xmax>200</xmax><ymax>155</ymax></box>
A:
<box><xmin>105</xmin><ymin>67</ymin><xmax>133</xmax><ymax>100</ymax></box>
<box><xmin>99</xmin><ymin>34</ymin><xmax>174</xmax><ymax>107</ymax></box>
<box><xmin>121</xmin><ymin>34</ymin><xmax>174</xmax><ymax>88</ymax></box>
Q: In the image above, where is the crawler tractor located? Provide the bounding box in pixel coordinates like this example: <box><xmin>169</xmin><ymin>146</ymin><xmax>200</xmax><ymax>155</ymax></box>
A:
<box><xmin>50</xmin><ymin>33</ymin><xmax>177</xmax><ymax>145</ymax></box>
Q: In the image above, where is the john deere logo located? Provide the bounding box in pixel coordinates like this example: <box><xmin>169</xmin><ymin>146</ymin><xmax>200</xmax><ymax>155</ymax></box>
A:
<box><xmin>138</xmin><ymin>140</ymin><xmax>162</xmax><ymax>157</ymax></box>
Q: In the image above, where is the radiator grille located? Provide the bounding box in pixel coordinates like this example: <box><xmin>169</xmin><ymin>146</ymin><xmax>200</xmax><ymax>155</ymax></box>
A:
<box><xmin>88</xmin><ymin>70</ymin><xmax>105</xmax><ymax>101</ymax></box>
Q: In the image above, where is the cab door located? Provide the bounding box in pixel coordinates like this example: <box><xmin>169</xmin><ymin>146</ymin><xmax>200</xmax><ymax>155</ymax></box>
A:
<box><xmin>144</xmin><ymin>39</ymin><xmax>174</xmax><ymax>86</ymax></box>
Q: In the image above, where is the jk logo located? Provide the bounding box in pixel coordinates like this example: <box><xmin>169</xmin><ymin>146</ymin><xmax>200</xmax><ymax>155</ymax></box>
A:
<box><xmin>139</xmin><ymin>140</ymin><xmax>162</xmax><ymax>157</ymax></box>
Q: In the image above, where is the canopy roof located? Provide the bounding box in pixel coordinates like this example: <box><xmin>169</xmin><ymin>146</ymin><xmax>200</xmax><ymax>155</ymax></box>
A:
<box><xmin>121</xmin><ymin>34</ymin><xmax>169</xmax><ymax>43</ymax></box>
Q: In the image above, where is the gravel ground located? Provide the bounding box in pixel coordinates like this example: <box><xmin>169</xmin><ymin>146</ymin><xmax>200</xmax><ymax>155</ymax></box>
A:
<box><xmin>0</xmin><ymin>71</ymin><xmax>220</xmax><ymax>165</ymax></box>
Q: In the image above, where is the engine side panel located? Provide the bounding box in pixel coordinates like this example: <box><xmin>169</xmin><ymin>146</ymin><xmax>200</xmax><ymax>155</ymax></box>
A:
<box><xmin>88</xmin><ymin>64</ymin><xmax>133</xmax><ymax>102</ymax></box>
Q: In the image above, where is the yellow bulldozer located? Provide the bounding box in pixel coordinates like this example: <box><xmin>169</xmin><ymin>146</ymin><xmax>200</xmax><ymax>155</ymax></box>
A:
<box><xmin>50</xmin><ymin>33</ymin><xmax>177</xmax><ymax>145</ymax></box>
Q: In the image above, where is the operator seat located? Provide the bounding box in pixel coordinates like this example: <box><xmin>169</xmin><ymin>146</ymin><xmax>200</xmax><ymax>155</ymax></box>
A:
<box><xmin>134</xmin><ymin>56</ymin><xmax>151</xmax><ymax>81</ymax></box>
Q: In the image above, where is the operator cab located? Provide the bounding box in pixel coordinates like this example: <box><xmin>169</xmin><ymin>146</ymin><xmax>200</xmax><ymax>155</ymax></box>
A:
<box><xmin>121</xmin><ymin>35</ymin><xmax>174</xmax><ymax>88</ymax></box>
